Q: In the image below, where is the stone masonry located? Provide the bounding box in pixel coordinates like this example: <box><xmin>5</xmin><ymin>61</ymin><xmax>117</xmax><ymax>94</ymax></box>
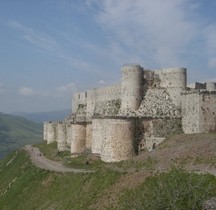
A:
<box><xmin>43</xmin><ymin>64</ymin><xmax>216</xmax><ymax>162</ymax></box>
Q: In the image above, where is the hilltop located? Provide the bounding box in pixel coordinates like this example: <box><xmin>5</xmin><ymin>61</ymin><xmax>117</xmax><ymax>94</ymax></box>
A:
<box><xmin>0</xmin><ymin>113</ymin><xmax>42</xmax><ymax>159</ymax></box>
<box><xmin>12</xmin><ymin>109</ymin><xmax>71</xmax><ymax>123</ymax></box>
<box><xmin>1</xmin><ymin>133</ymin><xmax>216</xmax><ymax>209</ymax></box>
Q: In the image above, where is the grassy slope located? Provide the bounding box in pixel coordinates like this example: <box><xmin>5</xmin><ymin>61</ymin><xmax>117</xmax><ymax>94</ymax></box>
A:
<box><xmin>0</xmin><ymin>150</ymin><xmax>120</xmax><ymax>210</ymax></box>
<box><xmin>0</xmin><ymin>113</ymin><xmax>42</xmax><ymax>159</ymax></box>
<box><xmin>1</xmin><ymin>133</ymin><xmax>216</xmax><ymax>209</ymax></box>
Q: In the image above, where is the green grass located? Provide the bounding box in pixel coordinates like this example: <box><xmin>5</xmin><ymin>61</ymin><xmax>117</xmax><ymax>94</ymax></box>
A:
<box><xmin>36</xmin><ymin>142</ymin><xmax>106</xmax><ymax>170</ymax></box>
<box><xmin>1</xmin><ymin>142</ymin><xmax>216</xmax><ymax>209</ymax></box>
<box><xmin>0</xmin><ymin>150</ymin><xmax>121</xmax><ymax>210</ymax></box>
<box><xmin>119</xmin><ymin>168</ymin><xmax>216</xmax><ymax>210</ymax></box>
<box><xmin>36</xmin><ymin>142</ymin><xmax>157</xmax><ymax>172</ymax></box>
<box><xmin>104</xmin><ymin>156</ymin><xmax>157</xmax><ymax>172</ymax></box>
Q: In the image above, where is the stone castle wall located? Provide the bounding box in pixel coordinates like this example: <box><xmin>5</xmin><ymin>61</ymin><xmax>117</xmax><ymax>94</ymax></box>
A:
<box><xmin>206</xmin><ymin>82</ymin><xmax>216</xmax><ymax>91</ymax></box>
<box><xmin>91</xmin><ymin>118</ymin><xmax>104</xmax><ymax>154</ymax></box>
<box><xmin>44</xmin><ymin>64</ymin><xmax>216</xmax><ymax>162</ymax></box>
<box><xmin>137</xmin><ymin>89</ymin><xmax>180</xmax><ymax>117</ymax></box>
<box><xmin>46</xmin><ymin>122</ymin><xmax>57</xmax><ymax>144</ymax></box>
<box><xmin>66</xmin><ymin>120</ymin><xmax>73</xmax><ymax>146</ymax></box>
<box><xmin>139</xmin><ymin>117</ymin><xmax>182</xmax><ymax>150</ymax></box>
<box><xmin>181</xmin><ymin>91</ymin><xmax>200</xmax><ymax>133</ymax></box>
<box><xmin>199</xmin><ymin>91</ymin><xmax>216</xmax><ymax>132</ymax></box>
<box><xmin>57</xmin><ymin>121</ymin><xmax>67</xmax><ymax>151</ymax></box>
<box><xmin>71</xmin><ymin>123</ymin><xmax>86</xmax><ymax>154</ymax></box>
<box><xmin>43</xmin><ymin>122</ymin><xmax>48</xmax><ymax>141</ymax></box>
<box><xmin>86</xmin><ymin>123</ymin><xmax>92</xmax><ymax>150</ymax></box>
<box><xmin>100</xmin><ymin>118</ymin><xmax>136</xmax><ymax>162</ymax></box>
<box><xmin>121</xmin><ymin>64</ymin><xmax>143</xmax><ymax>111</ymax></box>
<box><xmin>72</xmin><ymin>84</ymin><xmax>121</xmax><ymax>114</ymax></box>
<box><xmin>181</xmin><ymin>90</ymin><xmax>216</xmax><ymax>133</ymax></box>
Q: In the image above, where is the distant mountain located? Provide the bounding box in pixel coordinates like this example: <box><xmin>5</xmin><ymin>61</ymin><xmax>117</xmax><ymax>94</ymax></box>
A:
<box><xmin>0</xmin><ymin>113</ymin><xmax>42</xmax><ymax>159</ymax></box>
<box><xmin>12</xmin><ymin>109</ymin><xmax>71</xmax><ymax>123</ymax></box>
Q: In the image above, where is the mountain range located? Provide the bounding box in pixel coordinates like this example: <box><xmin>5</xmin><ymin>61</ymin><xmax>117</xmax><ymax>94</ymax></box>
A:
<box><xmin>12</xmin><ymin>109</ymin><xmax>71</xmax><ymax>122</ymax></box>
<box><xmin>0</xmin><ymin>113</ymin><xmax>42</xmax><ymax>159</ymax></box>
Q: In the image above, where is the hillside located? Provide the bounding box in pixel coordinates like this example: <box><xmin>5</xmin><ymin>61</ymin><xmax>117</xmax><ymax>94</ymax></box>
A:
<box><xmin>12</xmin><ymin>109</ymin><xmax>71</xmax><ymax>122</ymax></box>
<box><xmin>0</xmin><ymin>113</ymin><xmax>42</xmax><ymax>159</ymax></box>
<box><xmin>1</xmin><ymin>133</ymin><xmax>216</xmax><ymax>209</ymax></box>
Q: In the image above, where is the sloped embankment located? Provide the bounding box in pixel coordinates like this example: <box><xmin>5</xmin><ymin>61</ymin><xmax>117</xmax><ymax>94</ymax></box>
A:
<box><xmin>1</xmin><ymin>133</ymin><xmax>216</xmax><ymax>209</ymax></box>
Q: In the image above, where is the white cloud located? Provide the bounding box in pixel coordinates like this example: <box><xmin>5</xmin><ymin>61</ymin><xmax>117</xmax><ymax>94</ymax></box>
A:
<box><xmin>18</xmin><ymin>83</ymin><xmax>77</xmax><ymax>98</ymax></box>
<box><xmin>8</xmin><ymin>21</ymin><xmax>60</xmax><ymax>55</ymax></box>
<box><xmin>18</xmin><ymin>87</ymin><xmax>35</xmax><ymax>96</ymax></box>
<box><xmin>57</xmin><ymin>83</ymin><xmax>77</xmax><ymax>93</ymax></box>
<box><xmin>98</xmin><ymin>80</ymin><xmax>105</xmax><ymax>85</ymax></box>
<box><xmin>86</xmin><ymin>0</ymin><xmax>204</xmax><ymax>67</ymax></box>
<box><xmin>7</xmin><ymin>20</ymin><xmax>93</xmax><ymax>73</ymax></box>
<box><xmin>18</xmin><ymin>86</ymin><xmax>52</xmax><ymax>97</ymax></box>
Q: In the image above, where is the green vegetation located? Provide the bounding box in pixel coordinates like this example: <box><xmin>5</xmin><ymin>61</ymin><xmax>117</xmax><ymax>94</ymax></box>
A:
<box><xmin>1</xmin><ymin>147</ymin><xmax>216</xmax><ymax>209</ymax></box>
<box><xmin>36</xmin><ymin>142</ymin><xmax>105</xmax><ymax>170</ymax></box>
<box><xmin>120</xmin><ymin>168</ymin><xmax>216</xmax><ymax>210</ymax></box>
<box><xmin>1</xmin><ymin>133</ymin><xmax>216</xmax><ymax>209</ymax></box>
<box><xmin>36</xmin><ymin>141</ymin><xmax>157</xmax><ymax>171</ymax></box>
<box><xmin>0</xmin><ymin>113</ymin><xmax>42</xmax><ymax>159</ymax></box>
<box><xmin>0</xmin><ymin>150</ymin><xmax>120</xmax><ymax>210</ymax></box>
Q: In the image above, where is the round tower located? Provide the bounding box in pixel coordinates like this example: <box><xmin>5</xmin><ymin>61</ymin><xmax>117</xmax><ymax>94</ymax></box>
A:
<box><xmin>86</xmin><ymin>123</ymin><xmax>92</xmax><ymax>150</ymax></box>
<box><xmin>155</xmin><ymin>67</ymin><xmax>187</xmax><ymax>89</ymax></box>
<box><xmin>92</xmin><ymin>118</ymin><xmax>104</xmax><ymax>155</ymax></box>
<box><xmin>206</xmin><ymin>82</ymin><xmax>216</xmax><ymax>91</ymax></box>
<box><xmin>66</xmin><ymin>120</ymin><xmax>73</xmax><ymax>146</ymax></box>
<box><xmin>47</xmin><ymin>122</ymin><xmax>57</xmax><ymax>144</ymax></box>
<box><xmin>100</xmin><ymin>118</ymin><xmax>136</xmax><ymax>162</ymax></box>
<box><xmin>57</xmin><ymin>121</ymin><xmax>67</xmax><ymax>151</ymax></box>
<box><xmin>121</xmin><ymin>64</ymin><xmax>143</xmax><ymax>111</ymax></box>
<box><xmin>43</xmin><ymin>122</ymin><xmax>48</xmax><ymax>141</ymax></box>
<box><xmin>71</xmin><ymin>123</ymin><xmax>86</xmax><ymax>154</ymax></box>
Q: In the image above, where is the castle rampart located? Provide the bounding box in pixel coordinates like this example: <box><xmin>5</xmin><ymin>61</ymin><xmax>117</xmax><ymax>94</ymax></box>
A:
<box><xmin>44</xmin><ymin>64</ymin><xmax>216</xmax><ymax>162</ymax></box>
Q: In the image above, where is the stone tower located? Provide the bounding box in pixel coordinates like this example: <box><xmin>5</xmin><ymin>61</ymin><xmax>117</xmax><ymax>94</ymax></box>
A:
<box><xmin>121</xmin><ymin>64</ymin><xmax>143</xmax><ymax>111</ymax></box>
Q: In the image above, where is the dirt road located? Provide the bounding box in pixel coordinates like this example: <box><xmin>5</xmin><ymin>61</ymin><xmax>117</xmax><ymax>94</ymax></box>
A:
<box><xmin>25</xmin><ymin>145</ymin><xmax>94</xmax><ymax>173</ymax></box>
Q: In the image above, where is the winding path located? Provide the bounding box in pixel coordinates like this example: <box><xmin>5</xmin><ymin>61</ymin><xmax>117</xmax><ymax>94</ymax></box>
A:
<box><xmin>24</xmin><ymin>145</ymin><xmax>94</xmax><ymax>173</ymax></box>
<box><xmin>24</xmin><ymin>145</ymin><xmax>216</xmax><ymax>177</ymax></box>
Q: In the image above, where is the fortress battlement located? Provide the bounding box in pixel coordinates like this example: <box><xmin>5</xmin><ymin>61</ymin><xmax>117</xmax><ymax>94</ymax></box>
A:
<box><xmin>43</xmin><ymin>64</ymin><xmax>216</xmax><ymax>162</ymax></box>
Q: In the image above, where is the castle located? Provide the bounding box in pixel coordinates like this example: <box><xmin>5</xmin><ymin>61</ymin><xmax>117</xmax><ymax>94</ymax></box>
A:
<box><xmin>43</xmin><ymin>64</ymin><xmax>216</xmax><ymax>162</ymax></box>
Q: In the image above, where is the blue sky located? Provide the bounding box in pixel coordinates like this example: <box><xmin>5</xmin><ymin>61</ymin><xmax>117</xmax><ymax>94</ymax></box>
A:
<box><xmin>0</xmin><ymin>0</ymin><xmax>216</xmax><ymax>113</ymax></box>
